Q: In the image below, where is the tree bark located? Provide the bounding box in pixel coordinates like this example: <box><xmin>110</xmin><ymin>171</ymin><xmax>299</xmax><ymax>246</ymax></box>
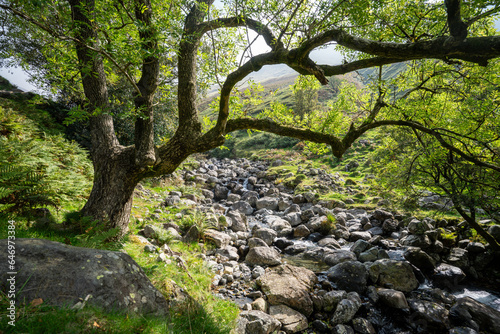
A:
<box><xmin>81</xmin><ymin>147</ymin><xmax>139</xmax><ymax>236</ymax></box>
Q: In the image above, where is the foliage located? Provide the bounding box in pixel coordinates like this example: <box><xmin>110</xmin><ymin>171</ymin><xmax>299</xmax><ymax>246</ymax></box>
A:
<box><xmin>0</xmin><ymin>102</ymin><xmax>93</xmax><ymax>217</ymax></box>
<box><xmin>319</xmin><ymin>213</ymin><xmax>337</xmax><ymax>235</ymax></box>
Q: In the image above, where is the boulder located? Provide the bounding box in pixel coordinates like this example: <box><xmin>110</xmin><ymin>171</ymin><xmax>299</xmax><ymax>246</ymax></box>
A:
<box><xmin>235</xmin><ymin>310</ymin><xmax>281</xmax><ymax>334</ymax></box>
<box><xmin>182</xmin><ymin>225</ymin><xmax>200</xmax><ymax>243</ymax></box>
<box><xmin>358</xmin><ymin>247</ymin><xmax>379</xmax><ymax>263</ymax></box>
<box><xmin>372</xmin><ymin>209</ymin><xmax>394</xmax><ymax>222</ymax></box>
<box><xmin>407</xmin><ymin>219</ymin><xmax>433</xmax><ymax>235</ymax></box>
<box><xmin>432</xmin><ymin>263</ymin><xmax>466</xmax><ymax>290</ymax></box>
<box><xmin>447</xmin><ymin>247</ymin><xmax>470</xmax><ymax>270</ymax></box>
<box><xmin>331</xmin><ymin>292</ymin><xmax>362</xmax><ymax>325</ymax></box>
<box><xmin>368</xmin><ymin>259</ymin><xmax>419</xmax><ymax>292</ymax></box>
<box><xmin>382</xmin><ymin>219</ymin><xmax>399</xmax><ymax>234</ymax></box>
<box><xmin>403</xmin><ymin>247</ymin><xmax>436</xmax><ymax>273</ymax></box>
<box><xmin>227</xmin><ymin>210</ymin><xmax>249</xmax><ymax>232</ymax></box>
<box><xmin>256</xmin><ymin>197</ymin><xmax>279</xmax><ymax>211</ymax></box>
<box><xmin>248</xmin><ymin>238</ymin><xmax>269</xmax><ymax>249</ymax></box>
<box><xmin>204</xmin><ymin>229</ymin><xmax>231</xmax><ymax>248</ymax></box>
<box><xmin>320</xmin><ymin>290</ymin><xmax>347</xmax><ymax>312</ymax></box>
<box><xmin>331</xmin><ymin>324</ymin><xmax>355</xmax><ymax>334</ymax></box>
<box><xmin>257</xmin><ymin>265</ymin><xmax>317</xmax><ymax>316</ymax></box>
<box><xmin>324</xmin><ymin>250</ymin><xmax>357</xmax><ymax>267</ymax></box>
<box><xmin>269</xmin><ymin>304</ymin><xmax>308</xmax><ymax>333</ymax></box>
<box><xmin>245</xmin><ymin>247</ymin><xmax>282</xmax><ymax>266</ymax></box>
<box><xmin>327</xmin><ymin>261</ymin><xmax>368</xmax><ymax>294</ymax></box>
<box><xmin>350</xmin><ymin>231</ymin><xmax>372</xmax><ymax>242</ymax></box>
<box><xmin>293</xmin><ymin>225</ymin><xmax>311</xmax><ymax>238</ymax></box>
<box><xmin>488</xmin><ymin>225</ymin><xmax>500</xmax><ymax>242</ymax></box>
<box><xmin>352</xmin><ymin>318</ymin><xmax>376</xmax><ymax>334</ymax></box>
<box><xmin>449</xmin><ymin>297</ymin><xmax>500</xmax><ymax>333</ymax></box>
<box><xmin>0</xmin><ymin>239</ymin><xmax>168</xmax><ymax>315</ymax></box>
<box><xmin>284</xmin><ymin>212</ymin><xmax>303</xmax><ymax>227</ymax></box>
<box><xmin>214</xmin><ymin>184</ymin><xmax>229</xmax><ymax>200</ymax></box>
<box><xmin>408</xmin><ymin>299</ymin><xmax>450</xmax><ymax>332</ymax></box>
<box><xmin>376</xmin><ymin>288</ymin><xmax>409</xmax><ymax>309</ymax></box>
<box><xmin>401</xmin><ymin>234</ymin><xmax>432</xmax><ymax>249</ymax></box>
<box><xmin>253</xmin><ymin>228</ymin><xmax>277</xmax><ymax>246</ymax></box>
<box><xmin>317</xmin><ymin>237</ymin><xmax>341</xmax><ymax>249</ymax></box>
<box><xmin>231</xmin><ymin>201</ymin><xmax>254</xmax><ymax>216</ymax></box>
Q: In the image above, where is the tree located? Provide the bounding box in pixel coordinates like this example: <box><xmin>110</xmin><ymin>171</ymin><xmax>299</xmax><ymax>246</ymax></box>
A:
<box><xmin>1</xmin><ymin>0</ymin><xmax>500</xmax><ymax>236</ymax></box>
<box><xmin>371</xmin><ymin>59</ymin><xmax>500</xmax><ymax>249</ymax></box>
<box><xmin>292</xmin><ymin>75</ymin><xmax>321</xmax><ymax>121</ymax></box>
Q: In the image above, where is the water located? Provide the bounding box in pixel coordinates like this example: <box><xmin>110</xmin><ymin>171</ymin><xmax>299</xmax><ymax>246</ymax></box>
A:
<box><xmin>453</xmin><ymin>286</ymin><xmax>500</xmax><ymax>311</ymax></box>
<box><xmin>282</xmin><ymin>254</ymin><xmax>331</xmax><ymax>273</ymax></box>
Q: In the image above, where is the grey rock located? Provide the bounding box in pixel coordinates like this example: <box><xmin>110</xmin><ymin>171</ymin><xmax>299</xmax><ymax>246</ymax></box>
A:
<box><xmin>382</xmin><ymin>219</ymin><xmax>399</xmax><ymax>234</ymax></box>
<box><xmin>449</xmin><ymin>297</ymin><xmax>500</xmax><ymax>334</ymax></box>
<box><xmin>350</xmin><ymin>231</ymin><xmax>372</xmax><ymax>242</ymax></box>
<box><xmin>352</xmin><ymin>318</ymin><xmax>376</xmax><ymax>334</ymax></box>
<box><xmin>317</xmin><ymin>237</ymin><xmax>341</xmax><ymax>249</ymax></box>
<box><xmin>284</xmin><ymin>243</ymin><xmax>308</xmax><ymax>255</ymax></box>
<box><xmin>350</xmin><ymin>239</ymin><xmax>371</xmax><ymax>256</ymax></box>
<box><xmin>235</xmin><ymin>310</ymin><xmax>281</xmax><ymax>334</ymax></box>
<box><xmin>204</xmin><ymin>229</ymin><xmax>231</xmax><ymax>248</ymax></box>
<box><xmin>0</xmin><ymin>239</ymin><xmax>169</xmax><ymax>315</ymax></box>
<box><xmin>245</xmin><ymin>247</ymin><xmax>282</xmax><ymax>266</ymax></box>
<box><xmin>432</xmin><ymin>263</ymin><xmax>467</xmax><ymax>290</ymax></box>
<box><xmin>407</xmin><ymin>219</ymin><xmax>433</xmax><ymax>235</ymax></box>
<box><xmin>372</xmin><ymin>209</ymin><xmax>394</xmax><ymax>222</ymax></box>
<box><xmin>331</xmin><ymin>292</ymin><xmax>362</xmax><ymax>324</ymax></box>
<box><xmin>253</xmin><ymin>227</ymin><xmax>277</xmax><ymax>246</ymax></box>
<box><xmin>358</xmin><ymin>247</ymin><xmax>379</xmax><ymax>263</ymax></box>
<box><xmin>488</xmin><ymin>225</ymin><xmax>500</xmax><ymax>242</ymax></box>
<box><xmin>252</xmin><ymin>266</ymin><xmax>266</xmax><ymax>279</ymax></box>
<box><xmin>269</xmin><ymin>304</ymin><xmax>308</xmax><ymax>333</ymax></box>
<box><xmin>256</xmin><ymin>197</ymin><xmax>279</xmax><ymax>211</ymax></box>
<box><xmin>227</xmin><ymin>210</ymin><xmax>249</xmax><ymax>232</ymax></box>
<box><xmin>327</xmin><ymin>261</ymin><xmax>368</xmax><ymax>294</ymax></box>
<box><xmin>284</xmin><ymin>212</ymin><xmax>302</xmax><ymax>227</ymax></box>
<box><xmin>401</xmin><ymin>234</ymin><xmax>432</xmax><ymax>249</ymax></box>
<box><xmin>257</xmin><ymin>264</ymin><xmax>317</xmax><ymax>316</ymax></box>
<box><xmin>447</xmin><ymin>248</ymin><xmax>469</xmax><ymax>270</ymax></box>
<box><xmin>404</xmin><ymin>247</ymin><xmax>436</xmax><ymax>273</ymax></box>
<box><xmin>331</xmin><ymin>324</ymin><xmax>355</xmax><ymax>334</ymax></box>
<box><xmin>293</xmin><ymin>225</ymin><xmax>311</xmax><ymax>238</ymax></box>
<box><xmin>214</xmin><ymin>184</ymin><xmax>229</xmax><ymax>200</ymax></box>
<box><xmin>324</xmin><ymin>250</ymin><xmax>357</xmax><ymax>266</ymax></box>
<box><xmin>466</xmin><ymin>242</ymin><xmax>486</xmax><ymax>253</ymax></box>
<box><xmin>408</xmin><ymin>299</ymin><xmax>450</xmax><ymax>332</ymax></box>
<box><xmin>182</xmin><ymin>225</ymin><xmax>200</xmax><ymax>243</ymax></box>
<box><xmin>377</xmin><ymin>288</ymin><xmax>409</xmax><ymax>309</ymax></box>
<box><xmin>449</xmin><ymin>327</ymin><xmax>479</xmax><ymax>334</ymax></box>
<box><xmin>321</xmin><ymin>290</ymin><xmax>347</xmax><ymax>312</ymax></box>
<box><xmin>251</xmin><ymin>297</ymin><xmax>268</xmax><ymax>312</ymax></box>
<box><xmin>231</xmin><ymin>201</ymin><xmax>254</xmax><ymax>216</ymax></box>
<box><xmin>368</xmin><ymin>259</ymin><xmax>419</xmax><ymax>292</ymax></box>
<box><xmin>248</xmin><ymin>237</ymin><xmax>269</xmax><ymax>249</ymax></box>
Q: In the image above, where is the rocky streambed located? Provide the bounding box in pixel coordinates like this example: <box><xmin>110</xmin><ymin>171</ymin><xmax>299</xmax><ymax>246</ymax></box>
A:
<box><xmin>138</xmin><ymin>157</ymin><xmax>500</xmax><ymax>334</ymax></box>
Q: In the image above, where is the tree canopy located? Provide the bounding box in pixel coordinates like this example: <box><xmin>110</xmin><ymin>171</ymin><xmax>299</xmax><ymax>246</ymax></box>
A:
<box><xmin>0</xmin><ymin>0</ymin><xmax>499</xmax><ymax>237</ymax></box>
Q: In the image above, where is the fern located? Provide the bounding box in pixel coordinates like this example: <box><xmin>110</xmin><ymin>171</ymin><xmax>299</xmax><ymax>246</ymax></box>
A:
<box><xmin>0</xmin><ymin>102</ymin><xmax>93</xmax><ymax>217</ymax></box>
<box><xmin>0</xmin><ymin>164</ymin><xmax>57</xmax><ymax>215</ymax></box>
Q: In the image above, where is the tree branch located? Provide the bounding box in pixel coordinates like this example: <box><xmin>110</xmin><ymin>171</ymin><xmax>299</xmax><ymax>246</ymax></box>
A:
<box><xmin>445</xmin><ymin>0</ymin><xmax>468</xmax><ymax>39</ymax></box>
<box><xmin>224</xmin><ymin>117</ymin><xmax>345</xmax><ymax>158</ymax></box>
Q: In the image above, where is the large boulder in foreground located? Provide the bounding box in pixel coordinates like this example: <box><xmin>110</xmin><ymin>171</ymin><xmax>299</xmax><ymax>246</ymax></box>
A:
<box><xmin>0</xmin><ymin>238</ymin><xmax>168</xmax><ymax>315</ymax></box>
<box><xmin>257</xmin><ymin>264</ymin><xmax>317</xmax><ymax>316</ymax></box>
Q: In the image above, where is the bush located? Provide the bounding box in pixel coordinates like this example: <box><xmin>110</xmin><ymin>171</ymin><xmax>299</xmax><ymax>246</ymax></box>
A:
<box><xmin>0</xmin><ymin>103</ymin><xmax>92</xmax><ymax>217</ymax></box>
